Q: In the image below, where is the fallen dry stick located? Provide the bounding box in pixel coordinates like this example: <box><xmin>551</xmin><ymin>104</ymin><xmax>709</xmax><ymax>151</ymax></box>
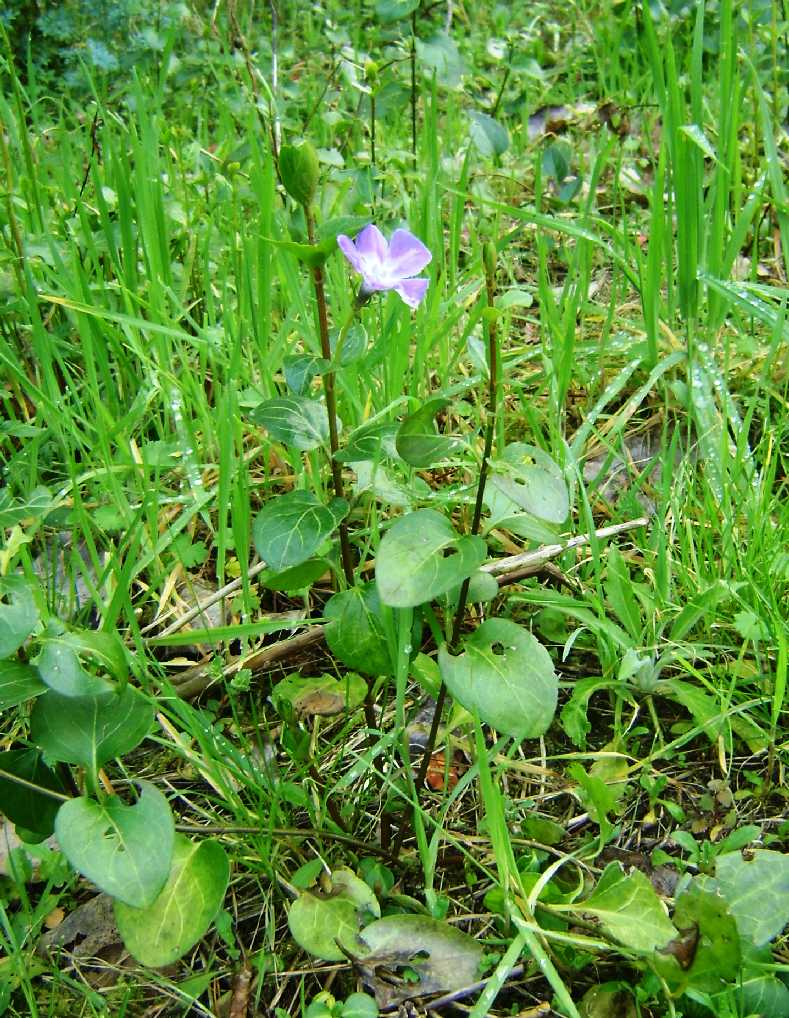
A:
<box><xmin>165</xmin><ymin>516</ymin><xmax>649</xmax><ymax>699</ymax></box>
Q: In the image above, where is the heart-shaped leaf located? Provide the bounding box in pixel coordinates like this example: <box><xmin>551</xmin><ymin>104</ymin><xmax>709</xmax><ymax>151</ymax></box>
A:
<box><xmin>395</xmin><ymin>398</ymin><xmax>461</xmax><ymax>467</ymax></box>
<box><xmin>0</xmin><ymin>577</ymin><xmax>39</xmax><ymax>658</ymax></box>
<box><xmin>0</xmin><ymin>660</ymin><xmax>47</xmax><ymax>711</ymax></box>
<box><xmin>288</xmin><ymin>868</ymin><xmax>380</xmax><ymax>962</ymax></box>
<box><xmin>114</xmin><ymin>834</ymin><xmax>229</xmax><ymax>967</ymax></box>
<box><xmin>0</xmin><ymin>748</ymin><xmax>67</xmax><ymax>838</ymax></box>
<box><xmin>250</xmin><ymin>397</ymin><xmax>337</xmax><ymax>451</ymax></box>
<box><xmin>438</xmin><ymin>619</ymin><xmax>557</xmax><ymax>739</ymax></box>
<box><xmin>56</xmin><ymin>781</ymin><xmax>174</xmax><ymax>908</ymax></box>
<box><xmin>325</xmin><ymin>583</ymin><xmax>392</xmax><ymax>677</ymax></box>
<box><xmin>30</xmin><ymin>686</ymin><xmax>154</xmax><ymax>772</ymax></box>
<box><xmin>253</xmin><ymin>491</ymin><xmax>348</xmax><ymax>572</ymax></box>
<box><xmin>375</xmin><ymin>510</ymin><xmax>486</xmax><ymax>608</ymax></box>
<box><xmin>489</xmin><ymin>443</ymin><xmax>569</xmax><ymax>524</ymax></box>
<box><xmin>572</xmin><ymin>862</ymin><xmax>677</xmax><ymax>953</ymax></box>
<box><xmin>356</xmin><ymin>914</ymin><xmax>483</xmax><ymax>1008</ymax></box>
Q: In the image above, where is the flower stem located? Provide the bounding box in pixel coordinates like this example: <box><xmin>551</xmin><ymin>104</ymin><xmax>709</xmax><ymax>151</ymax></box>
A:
<box><xmin>305</xmin><ymin>206</ymin><xmax>355</xmax><ymax>587</ymax></box>
<box><xmin>410</xmin><ymin>10</ymin><xmax>418</xmax><ymax>168</ymax></box>
<box><xmin>391</xmin><ymin>247</ymin><xmax>500</xmax><ymax>859</ymax></box>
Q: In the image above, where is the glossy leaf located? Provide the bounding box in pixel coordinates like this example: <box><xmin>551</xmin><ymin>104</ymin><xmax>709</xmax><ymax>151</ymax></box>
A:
<box><xmin>375</xmin><ymin>510</ymin><xmax>486</xmax><ymax>608</ymax></box>
<box><xmin>288</xmin><ymin>867</ymin><xmax>380</xmax><ymax>962</ymax></box>
<box><xmin>324</xmin><ymin>583</ymin><xmax>392</xmax><ymax>677</ymax></box>
<box><xmin>253</xmin><ymin>491</ymin><xmax>348</xmax><ymax>572</ymax></box>
<box><xmin>30</xmin><ymin>686</ymin><xmax>154</xmax><ymax>771</ymax></box>
<box><xmin>250</xmin><ymin>397</ymin><xmax>335</xmax><ymax>451</ymax></box>
<box><xmin>34</xmin><ymin>625</ymin><xmax>127</xmax><ymax>698</ymax></box>
<box><xmin>395</xmin><ymin>398</ymin><xmax>461</xmax><ymax>467</ymax></box>
<box><xmin>56</xmin><ymin>781</ymin><xmax>174</xmax><ymax>907</ymax></box>
<box><xmin>439</xmin><ymin>618</ymin><xmax>557</xmax><ymax>739</ymax></box>
<box><xmin>114</xmin><ymin>834</ymin><xmax>229</xmax><ymax>967</ymax></box>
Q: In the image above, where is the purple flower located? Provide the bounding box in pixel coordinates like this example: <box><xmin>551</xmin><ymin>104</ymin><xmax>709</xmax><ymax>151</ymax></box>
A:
<box><xmin>337</xmin><ymin>224</ymin><xmax>432</xmax><ymax>309</ymax></box>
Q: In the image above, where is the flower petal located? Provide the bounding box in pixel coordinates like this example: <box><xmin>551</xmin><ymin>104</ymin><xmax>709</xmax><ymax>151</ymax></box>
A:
<box><xmin>337</xmin><ymin>234</ymin><xmax>364</xmax><ymax>273</ymax></box>
<box><xmin>353</xmin><ymin>224</ymin><xmax>388</xmax><ymax>266</ymax></box>
<box><xmin>394</xmin><ymin>277</ymin><xmax>429</xmax><ymax>308</ymax></box>
<box><xmin>388</xmin><ymin>229</ymin><xmax>432</xmax><ymax>278</ymax></box>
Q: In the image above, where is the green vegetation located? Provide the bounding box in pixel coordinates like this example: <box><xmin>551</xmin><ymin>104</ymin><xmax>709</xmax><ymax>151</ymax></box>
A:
<box><xmin>1</xmin><ymin>0</ymin><xmax>789</xmax><ymax>1015</ymax></box>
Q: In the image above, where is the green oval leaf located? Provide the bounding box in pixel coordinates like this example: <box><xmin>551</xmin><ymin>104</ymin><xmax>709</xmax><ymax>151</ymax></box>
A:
<box><xmin>469</xmin><ymin>111</ymin><xmax>509</xmax><ymax>157</ymax></box>
<box><xmin>489</xmin><ymin>443</ymin><xmax>569</xmax><ymax>523</ymax></box>
<box><xmin>438</xmin><ymin>618</ymin><xmax>557</xmax><ymax>739</ymax></box>
<box><xmin>253</xmin><ymin>491</ymin><xmax>349</xmax><ymax>572</ymax></box>
<box><xmin>30</xmin><ymin>686</ymin><xmax>154</xmax><ymax>771</ymax></box>
<box><xmin>395</xmin><ymin>398</ymin><xmax>462</xmax><ymax>468</ymax></box>
<box><xmin>325</xmin><ymin>583</ymin><xmax>392</xmax><ymax>677</ymax></box>
<box><xmin>35</xmin><ymin>625</ymin><xmax>127</xmax><ymax>698</ymax></box>
<box><xmin>114</xmin><ymin>834</ymin><xmax>229</xmax><ymax>967</ymax></box>
<box><xmin>56</xmin><ymin>781</ymin><xmax>174</xmax><ymax>908</ymax></box>
<box><xmin>375</xmin><ymin>510</ymin><xmax>486</xmax><ymax>608</ymax></box>
<box><xmin>250</xmin><ymin>397</ymin><xmax>336</xmax><ymax>451</ymax></box>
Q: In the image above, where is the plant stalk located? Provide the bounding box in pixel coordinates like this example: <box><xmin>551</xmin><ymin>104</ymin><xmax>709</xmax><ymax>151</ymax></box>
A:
<box><xmin>391</xmin><ymin>249</ymin><xmax>499</xmax><ymax>859</ymax></box>
<box><xmin>305</xmin><ymin>207</ymin><xmax>355</xmax><ymax>587</ymax></box>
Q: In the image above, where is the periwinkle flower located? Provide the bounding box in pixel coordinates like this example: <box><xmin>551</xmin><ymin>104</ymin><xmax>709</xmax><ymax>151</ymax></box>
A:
<box><xmin>337</xmin><ymin>224</ymin><xmax>432</xmax><ymax>308</ymax></box>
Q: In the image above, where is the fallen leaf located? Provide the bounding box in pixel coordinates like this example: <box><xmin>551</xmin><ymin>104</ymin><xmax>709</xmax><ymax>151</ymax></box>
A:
<box><xmin>37</xmin><ymin>893</ymin><xmax>121</xmax><ymax>959</ymax></box>
<box><xmin>355</xmin><ymin>914</ymin><xmax>483</xmax><ymax>1008</ymax></box>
